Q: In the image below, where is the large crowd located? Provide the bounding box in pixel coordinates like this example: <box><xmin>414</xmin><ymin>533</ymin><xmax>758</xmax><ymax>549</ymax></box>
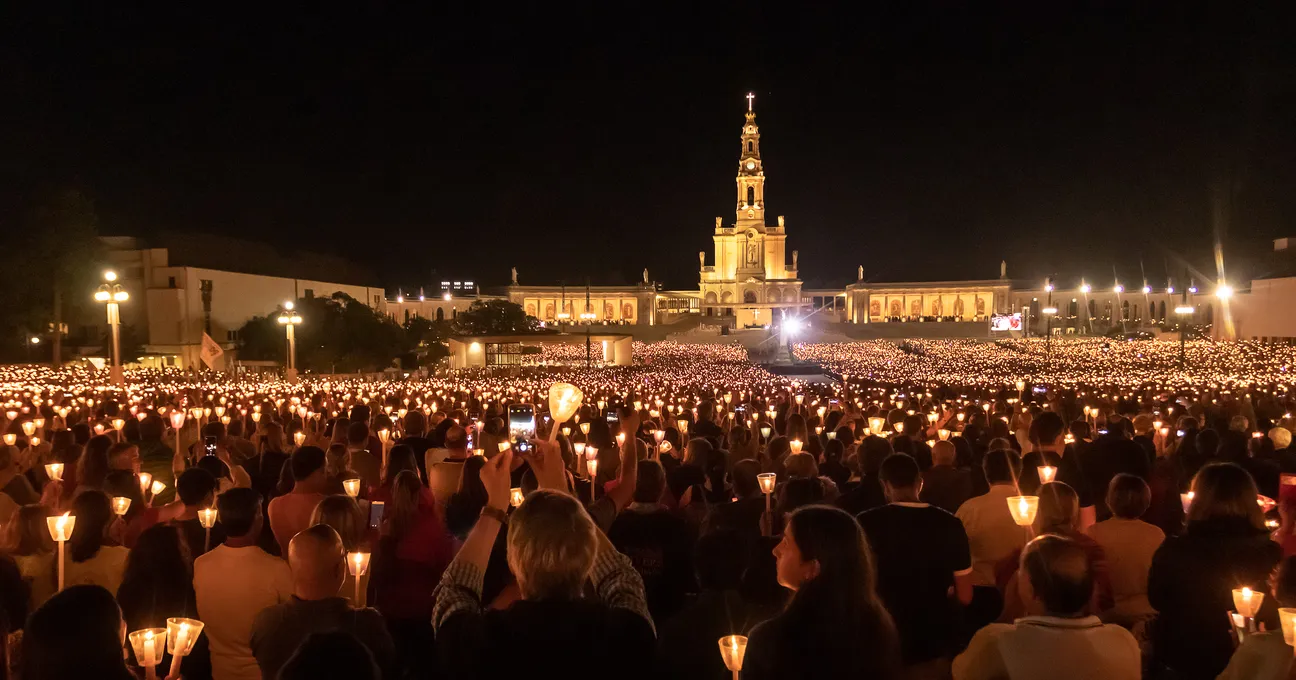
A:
<box><xmin>2</xmin><ymin>338</ymin><xmax>1296</xmax><ymax>679</ymax></box>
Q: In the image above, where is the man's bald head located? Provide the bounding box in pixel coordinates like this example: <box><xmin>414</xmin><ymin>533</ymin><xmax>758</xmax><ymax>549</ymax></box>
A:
<box><xmin>288</xmin><ymin>524</ymin><xmax>346</xmax><ymax>600</ymax></box>
<box><xmin>1020</xmin><ymin>534</ymin><xmax>1093</xmax><ymax>616</ymax></box>
<box><xmin>931</xmin><ymin>440</ymin><xmax>957</xmax><ymax>466</ymax></box>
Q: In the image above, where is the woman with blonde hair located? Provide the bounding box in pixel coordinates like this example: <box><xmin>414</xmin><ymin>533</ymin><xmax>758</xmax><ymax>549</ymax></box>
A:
<box><xmin>3</xmin><ymin>504</ymin><xmax>56</xmax><ymax>610</ymax></box>
<box><xmin>1149</xmin><ymin>462</ymin><xmax>1282</xmax><ymax>679</ymax></box>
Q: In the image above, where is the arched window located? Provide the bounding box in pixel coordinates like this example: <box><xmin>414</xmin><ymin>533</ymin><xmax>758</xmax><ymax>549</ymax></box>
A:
<box><xmin>1206</xmin><ymin>305</ymin><xmax>1214</xmax><ymax>325</ymax></box>
<box><xmin>746</xmin><ymin>186</ymin><xmax>755</xmax><ymax>206</ymax></box>
<box><xmin>1068</xmin><ymin>300</ymin><xmax>1079</xmax><ymax>327</ymax></box>
<box><xmin>747</xmin><ymin>141</ymin><xmax>753</xmax><ymax>152</ymax></box>
<box><xmin>1159</xmin><ymin>301</ymin><xmax>1166</xmax><ymax>322</ymax></box>
<box><xmin>436</xmin><ymin>308</ymin><xmax>444</xmax><ymax>321</ymax></box>
<box><xmin>1088</xmin><ymin>299</ymin><xmax>1096</xmax><ymax>318</ymax></box>
<box><xmin>743</xmin><ymin>290</ymin><xmax>757</xmax><ymax>304</ymax></box>
<box><xmin>1122</xmin><ymin>300</ymin><xmax>1130</xmax><ymax>320</ymax></box>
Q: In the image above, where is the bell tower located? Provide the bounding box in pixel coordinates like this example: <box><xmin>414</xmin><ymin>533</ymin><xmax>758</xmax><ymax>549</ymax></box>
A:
<box><xmin>735</xmin><ymin>92</ymin><xmax>765</xmax><ymax>229</ymax></box>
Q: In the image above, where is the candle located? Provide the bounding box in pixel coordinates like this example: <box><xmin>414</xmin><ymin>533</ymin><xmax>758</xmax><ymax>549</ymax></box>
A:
<box><xmin>1038</xmin><ymin>465</ymin><xmax>1057</xmax><ymax>484</ymax></box>
<box><xmin>139</xmin><ymin>472</ymin><xmax>153</xmax><ymax>497</ymax></box>
<box><xmin>342</xmin><ymin>478</ymin><xmax>361</xmax><ymax>498</ymax></box>
<box><xmin>937</xmin><ymin>428</ymin><xmax>950</xmax><ymax>441</ymax></box>
<box><xmin>510</xmin><ymin>487</ymin><xmax>525</xmax><ymax>508</ymax></box>
<box><xmin>789</xmin><ymin>439</ymin><xmax>802</xmax><ymax>454</ymax></box>
<box><xmin>198</xmin><ymin>507</ymin><xmax>218</xmax><ymax>551</ymax></box>
<box><xmin>1180</xmin><ymin>491</ymin><xmax>1194</xmax><ymax>513</ymax></box>
<box><xmin>128</xmin><ymin>628</ymin><xmax>168</xmax><ymax>679</ymax></box>
<box><xmin>1278</xmin><ymin>607</ymin><xmax>1296</xmax><ymax>648</ymax></box>
<box><xmin>44</xmin><ymin>462</ymin><xmax>64</xmax><ymax>481</ymax></box>
<box><xmin>580</xmin><ymin>422</ymin><xmax>591</xmax><ymax>435</ymax></box>
<box><xmin>111</xmin><ymin>496</ymin><xmax>132</xmax><ymax>515</ymax></box>
<box><xmin>151</xmin><ymin>479</ymin><xmax>167</xmax><ymax>496</ymax></box>
<box><xmin>165</xmin><ymin>617</ymin><xmax>204</xmax><ymax>679</ymax></box>
<box><xmin>293</xmin><ymin>431</ymin><xmax>306</xmax><ymax>447</ymax></box>
<box><xmin>1007</xmin><ymin>496</ymin><xmax>1039</xmax><ymax>527</ymax></box>
<box><xmin>718</xmin><ymin>635</ymin><xmax>748</xmax><ymax>680</ymax></box>
<box><xmin>586</xmin><ymin>458</ymin><xmax>599</xmax><ymax>503</ymax></box>
<box><xmin>347</xmin><ymin>552</ymin><xmax>371</xmax><ymax>606</ymax></box>
<box><xmin>1233</xmin><ymin>586</ymin><xmax>1264</xmax><ymax>619</ymax></box>
<box><xmin>497</xmin><ymin>441</ymin><xmax>512</xmax><ymax>453</ymax></box>
<box><xmin>759</xmin><ymin>426</ymin><xmax>771</xmax><ymax>440</ymax></box>
<box><xmin>46</xmin><ymin>512</ymin><xmax>75</xmax><ymax>591</ymax></box>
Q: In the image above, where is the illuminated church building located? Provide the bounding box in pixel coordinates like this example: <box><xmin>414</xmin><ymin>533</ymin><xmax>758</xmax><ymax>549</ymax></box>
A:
<box><xmin>501</xmin><ymin>94</ymin><xmax>1231</xmax><ymax>338</ymax></box>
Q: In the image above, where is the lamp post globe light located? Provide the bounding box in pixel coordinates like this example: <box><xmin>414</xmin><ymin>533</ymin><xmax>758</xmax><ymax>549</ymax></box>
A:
<box><xmin>277</xmin><ymin>301</ymin><xmax>303</xmax><ymax>381</ymax></box>
<box><xmin>94</xmin><ymin>270</ymin><xmax>129</xmax><ymax>385</ymax></box>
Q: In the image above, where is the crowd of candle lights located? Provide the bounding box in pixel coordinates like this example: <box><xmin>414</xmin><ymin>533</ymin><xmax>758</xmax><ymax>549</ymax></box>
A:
<box><xmin>9</xmin><ymin>336</ymin><xmax>1296</xmax><ymax>673</ymax></box>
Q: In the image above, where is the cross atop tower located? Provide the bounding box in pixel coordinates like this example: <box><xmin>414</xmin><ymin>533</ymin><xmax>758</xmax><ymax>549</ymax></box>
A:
<box><xmin>746</xmin><ymin>92</ymin><xmax>755</xmax><ymax>111</ymax></box>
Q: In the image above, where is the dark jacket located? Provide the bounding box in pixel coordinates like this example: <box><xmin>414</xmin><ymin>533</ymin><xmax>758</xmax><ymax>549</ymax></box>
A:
<box><xmin>918</xmin><ymin>465</ymin><xmax>973</xmax><ymax>514</ymax></box>
<box><xmin>1148</xmin><ymin>516</ymin><xmax>1282</xmax><ymax>680</ymax></box>
<box><xmin>656</xmin><ymin>590</ymin><xmax>774</xmax><ymax>680</ymax></box>
<box><xmin>251</xmin><ymin>596</ymin><xmax>395</xmax><ymax>680</ymax></box>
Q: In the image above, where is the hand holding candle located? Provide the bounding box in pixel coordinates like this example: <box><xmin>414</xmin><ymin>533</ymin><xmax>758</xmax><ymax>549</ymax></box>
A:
<box><xmin>347</xmin><ymin>552</ymin><xmax>371</xmax><ymax>605</ymax></box>
<box><xmin>1037</xmin><ymin>465</ymin><xmax>1057</xmax><ymax>484</ymax></box>
<box><xmin>128</xmin><ymin>628</ymin><xmax>168</xmax><ymax>680</ymax></box>
<box><xmin>1007</xmin><ymin>496</ymin><xmax>1039</xmax><ymax>527</ymax></box>
<box><xmin>165</xmin><ymin>618</ymin><xmax>204</xmax><ymax>680</ymax></box>
<box><xmin>44</xmin><ymin>462</ymin><xmax>63</xmax><ymax>481</ymax></box>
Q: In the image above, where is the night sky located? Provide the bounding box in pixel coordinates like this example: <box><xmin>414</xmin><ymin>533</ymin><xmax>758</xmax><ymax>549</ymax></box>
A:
<box><xmin>3</xmin><ymin>3</ymin><xmax>1294</xmax><ymax>292</ymax></box>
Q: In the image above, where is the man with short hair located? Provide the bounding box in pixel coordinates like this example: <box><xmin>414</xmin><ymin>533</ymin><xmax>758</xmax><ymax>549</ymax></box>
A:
<box><xmin>251</xmin><ymin>524</ymin><xmax>394</xmax><ymax>679</ymax></box>
<box><xmin>195</xmin><ymin>488</ymin><xmax>293</xmax><ymax>680</ymax></box>
<box><xmin>267</xmin><ymin>447</ymin><xmax>329</xmax><ymax>558</ymax></box>
<box><xmin>170</xmin><ymin>467</ymin><xmax>224</xmax><ymax>558</ymax></box>
<box><xmin>346</xmin><ymin>421</ymin><xmax>381</xmax><ymax>490</ymax></box>
<box><xmin>952</xmin><ymin>534</ymin><xmax>1140</xmax><ymax>680</ymax></box>
<box><xmin>401</xmin><ymin>410</ymin><xmax>433</xmax><ymax>481</ymax></box>
<box><xmin>428</xmin><ymin>425</ymin><xmax>471</xmax><ymax>509</ymax></box>
<box><xmin>691</xmin><ymin>400</ymin><xmax>725</xmax><ymax>448</ymax></box>
<box><xmin>608</xmin><ymin>459</ymin><xmax>696</xmax><ymax>622</ymax></box>
<box><xmin>920</xmin><ymin>440</ymin><xmax>972</xmax><ymax>513</ymax></box>
<box><xmin>957</xmin><ymin>447</ymin><xmax>1029</xmax><ymax>628</ymax></box>
<box><xmin>1023</xmin><ymin>412</ymin><xmax>1098</xmax><ymax>527</ymax></box>
<box><xmin>859</xmin><ymin>453</ymin><xmax>973</xmax><ymax>675</ymax></box>
<box><xmin>702</xmin><ymin>458</ymin><xmax>766</xmax><ymax>539</ymax></box>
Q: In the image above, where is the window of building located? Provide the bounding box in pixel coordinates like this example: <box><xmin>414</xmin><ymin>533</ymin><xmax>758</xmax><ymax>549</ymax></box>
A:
<box><xmin>226</xmin><ymin>330</ymin><xmax>239</xmax><ymax>342</ymax></box>
<box><xmin>484</xmin><ymin>342</ymin><xmax>523</xmax><ymax>367</ymax></box>
<box><xmin>168</xmin><ymin>276</ymin><xmax>177</xmax><ymax>288</ymax></box>
<box><xmin>747</xmin><ymin>141</ymin><xmax>753</xmax><ymax>152</ymax></box>
<box><xmin>436</xmin><ymin>308</ymin><xmax>444</xmax><ymax>321</ymax></box>
<box><xmin>746</xmin><ymin>186</ymin><xmax>755</xmax><ymax>205</ymax></box>
<box><xmin>305</xmin><ymin>288</ymin><xmax>314</xmax><ymax>299</ymax></box>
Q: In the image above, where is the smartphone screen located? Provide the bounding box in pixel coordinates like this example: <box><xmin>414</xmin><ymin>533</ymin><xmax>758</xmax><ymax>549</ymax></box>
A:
<box><xmin>606</xmin><ymin>410</ymin><xmax>620</xmax><ymax>424</ymax></box>
<box><xmin>507</xmin><ymin>404</ymin><xmax>536</xmax><ymax>441</ymax></box>
<box><xmin>204</xmin><ymin>436</ymin><xmax>217</xmax><ymax>456</ymax></box>
<box><xmin>368</xmin><ymin>501</ymin><xmax>385</xmax><ymax>528</ymax></box>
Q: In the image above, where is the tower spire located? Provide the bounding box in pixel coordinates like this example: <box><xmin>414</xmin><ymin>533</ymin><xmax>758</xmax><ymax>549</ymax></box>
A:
<box><xmin>735</xmin><ymin>93</ymin><xmax>764</xmax><ymax>225</ymax></box>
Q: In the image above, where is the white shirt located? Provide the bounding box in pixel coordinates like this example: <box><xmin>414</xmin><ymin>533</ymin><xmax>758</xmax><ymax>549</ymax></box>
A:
<box><xmin>194</xmin><ymin>543</ymin><xmax>293</xmax><ymax>680</ymax></box>
<box><xmin>956</xmin><ymin>485</ymin><xmax>1028</xmax><ymax>587</ymax></box>
<box><xmin>65</xmin><ymin>544</ymin><xmax>129</xmax><ymax>594</ymax></box>
<box><xmin>953</xmin><ymin>615</ymin><xmax>1140</xmax><ymax>680</ymax></box>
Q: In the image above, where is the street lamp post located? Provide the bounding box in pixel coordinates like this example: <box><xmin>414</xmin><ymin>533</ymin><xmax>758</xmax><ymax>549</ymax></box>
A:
<box><xmin>581</xmin><ymin>280</ymin><xmax>596</xmax><ymax>368</ymax></box>
<box><xmin>277</xmin><ymin>301</ymin><xmax>302</xmax><ymax>381</ymax></box>
<box><xmin>1079</xmin><ymin>282</ymin><xmax>1092</xmax><ymax>335</ymax></box>
<box><xmin>94</xmin><ymin>271</ymin><xmax>129</xmax><ymax>385</ymax></box>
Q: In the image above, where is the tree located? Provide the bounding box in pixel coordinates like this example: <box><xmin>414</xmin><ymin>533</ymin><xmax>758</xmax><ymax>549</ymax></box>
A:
<box><xmin>0</xmin><ymin>189</ymin><xmax>104</xmax><ymax>363</ymax></box>
<box><xmin>452</xmin><ymin>300</ymin><xmax>543</xmax><ymax>336</ymax></box>
<box><xmin>237</xmin><ymin>293</ymin><xmax>410</xmax><ymax>373</ymax></box>
<box><xmin>405</xmin><ymin>315</ymin><xmax>452</xmax><ymax>367</ymax></box>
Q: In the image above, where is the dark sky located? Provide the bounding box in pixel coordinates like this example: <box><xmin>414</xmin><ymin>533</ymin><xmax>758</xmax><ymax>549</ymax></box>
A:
<box><xmin>3</xmin><ymin>2</ymin><xmax>1295</xmax><ymax>292</ymax></box>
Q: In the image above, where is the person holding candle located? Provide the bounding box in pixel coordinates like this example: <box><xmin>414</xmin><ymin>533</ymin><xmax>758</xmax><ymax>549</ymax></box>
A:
<box><xmin>427</xmin><ymin>425</ymin><xmax>472</xmax><ymax>511</ymax></box>
<box><xmin>63</xmin><ymin>490</ymin><xmax>129</xmax><ymax>594</ymax></box>
<box><xmin>345</xmin><ymin>421</ymin><xmax>382</xmax><ymax>491</ymax></box>
<box><xmin>116</xmin><ymin>523</ymin><xmax>212</xmax><ymax>679</ymax></box>
<box><xmin>835</xmin><ymin>434</ymin><xmax>892</xmax><ymax>517</ymax></box>
<box><xmin>1148</xmin><ymin>462</ymin><xmax>1283</xmax><ymax>679</ymax></box>
<box><xmin>23</xmin><ymin>584</ymin><xmax>137</xmax><ymax>680</ymax></box>
<box><xmin>952</xmin><ymin>534</ymin><xmax>1140</xmax><ymax>680</ymax></box>
<box><xmin>956</xmin><ymin>448</ymin><xmax>1029</xmax><ymax>630</ymax></box>
<box><xmin>277</xmin><ymin>630</ymin><xmax>381</xmax><ymax>680</ymax></box>
<box><xmin>431</xmin><ymin>441</ymin><xmax>654</xmax><ymax>680</ymax></box>
<box><xmin>308</xmin><ymin>494</ymin><xmax>369</xmax><ymax>603</ymax></box>
<box><xmin>703</xmin><ymin>460</ymin><xmax>771</xmax><ymax>541</ymax></box>
<box><xmin>0</xmin><ymin>442</ymin><xmax>40</xmax><ymax>507</ymax></box>
<box><xmin>193</xmin><ymin>488</ymin><xmax>292</xmax><ymax>680</ymax></box>
<box><xmin>921</xmin><ymin>440</ymin><xmax>973</xmax><ymax>513</ymax></box>
<box><xmin>267</xmin><ymin>446</ymin><xmax>329</xmax><ymax>559</ymax></box>
<box><xmin>858</xmin><ymin>452</ymin><xmax>973</xmax><ymax>676</ymax></box>
<box><xmin>167</xmin><ymin>468</ymin><xmax>225</xmax><ymax>558</ymax></box>
<box><xmin>138</xmin><ymin>415</ymin><xmax>178</xmax><ymax>505</ymax></box>
<box><xmin>1020</xmin><ymin>413</ymin><xmax>1097</xmax><ymax>528</ymax></box>
<box><xmin>1217</xmin><ymin>555</ymin><xmax>1296</xmax><ymax>680</ymax></box>
<box><xmin>250</xmin><ymin>524</ymin><xmax>394</xmax><ymax>679</ymax></box>
<box><xmin>743</xmin><ymin>504</ymin><xmax>900</xmax><ymax>680</ymax></box>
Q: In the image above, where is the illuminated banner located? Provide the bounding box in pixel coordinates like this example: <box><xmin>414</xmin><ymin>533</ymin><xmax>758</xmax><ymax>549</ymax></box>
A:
<box><xmin>990</xmin><ymin>313</ymin><xmax>1022</xmax><ymax>332</ymax></box>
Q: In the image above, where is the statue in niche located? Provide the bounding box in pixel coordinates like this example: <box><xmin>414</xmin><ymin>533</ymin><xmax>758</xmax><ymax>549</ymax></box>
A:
<box><xmin>976</xmin><ymin>297</ymin><xmax>986</xmax><ymax>316</ymax></box>
<box><xmin>931</xmin><ymin>298</ymin><xmax>943</xmax><ymax>317</ymax></box>
<box><xmin>792</xmin><ymin>250</ymin><xmax>799</xmax><ymax>269</ymax></box>
<box><xmin>525</xmin><ymin>303</ymin><xmax>536</xmax><ymax>317</ymax></box>
<box><xmin>869</xmin><ymin>299</ymin><xmax>881</xmax><ymax>317</ymax></box>
<box><xmin>715</xmin><ymin>217</ymin><xmax>723</xmax><ymax>229</ymax></box>
<box><xmin>954</xmin><ymin>298</ymin><xmax>965</xmax><ymax>318</ymax></box>
<box><xmin>544</xmin><ymin>303</ymin><xmax>554</xmax><ymax>319</ymax></box>
<box><xmin>747</xmin><ymin>241</ymin><xmax>760</xmax><ymax>264</ymax></box>
<box><xmin>699</xmin><ymin>251</ymin><xmax>706</xmax><ymax>268</ymax></box>
<box><xmin>889</xmin><ymin>300</ymin><xmax>902</xmax><ymax>318</ymax></box>
<box><xmin>910</xmin><ymin>300</ymin><xmax>921</xmax><ymax>318</ymax></box>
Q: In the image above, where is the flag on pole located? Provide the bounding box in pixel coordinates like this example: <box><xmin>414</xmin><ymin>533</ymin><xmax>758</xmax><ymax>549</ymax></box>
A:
<box><xmin>200</xmin><ymin>332</ymin><xmax>224</xmax><ymax>370</ymax></box>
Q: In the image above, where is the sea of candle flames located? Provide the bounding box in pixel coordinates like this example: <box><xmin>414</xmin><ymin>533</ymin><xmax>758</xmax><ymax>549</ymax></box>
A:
<box><xmin>0</xmin><ymin>339</ymin><xmax>1292</xmax><ymax>437</ymax></box>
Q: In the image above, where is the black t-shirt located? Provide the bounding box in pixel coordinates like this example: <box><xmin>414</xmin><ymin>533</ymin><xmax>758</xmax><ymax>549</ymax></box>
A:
<box><xmin>607</xmin><ymin>507</ymin><xmax>697</xmax><ymax>623</ymax></box>
<box><xmin>857</xmin><ymin>503</ymin><xmax>972</xmax><ymax>664</ymax></box>
<box><xmin>1020</xmin><ymin>448</ymin><xmax>1095</xmax><ymax>509</ymax></box>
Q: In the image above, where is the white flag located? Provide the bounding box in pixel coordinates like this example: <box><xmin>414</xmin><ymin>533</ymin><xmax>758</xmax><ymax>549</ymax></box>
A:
<box><xmin>200</xmin><ymin>332</ymin><xmax>224</xmax><ymax>370</ymax></box>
